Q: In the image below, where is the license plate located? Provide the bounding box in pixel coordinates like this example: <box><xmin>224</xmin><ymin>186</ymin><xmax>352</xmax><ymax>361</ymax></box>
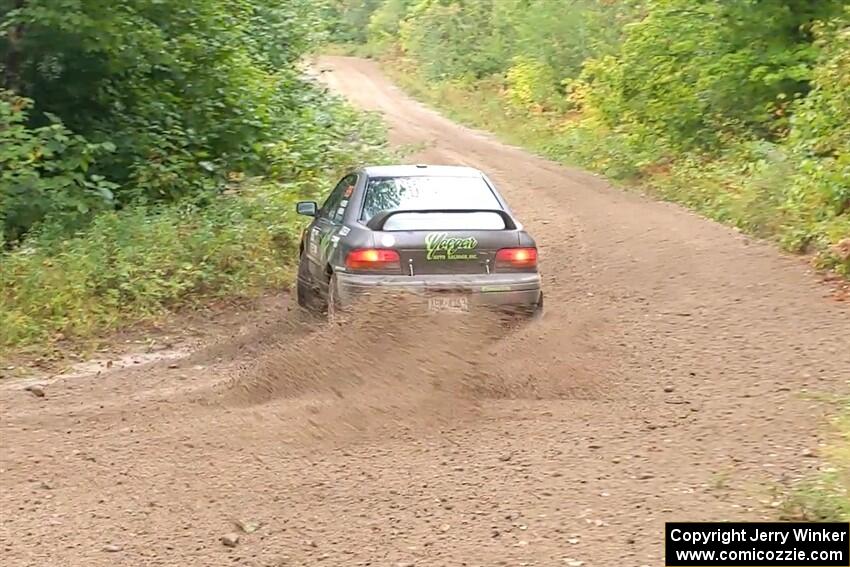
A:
<box><xmin>427</xmin><ymin>296</ymin><xmax>469</xmax><ymax>313</ymax></box>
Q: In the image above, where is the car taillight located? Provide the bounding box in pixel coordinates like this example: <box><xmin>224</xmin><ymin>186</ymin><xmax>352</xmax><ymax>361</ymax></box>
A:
<box><xmin>345</xmin><ymin>248</ymin><xmax>401</xmax><ymax>272</ymax></box>
<box><xmin>495</xmin><ymin>247</ymin><xmax>538</xmax><ymax>270</ymax></box>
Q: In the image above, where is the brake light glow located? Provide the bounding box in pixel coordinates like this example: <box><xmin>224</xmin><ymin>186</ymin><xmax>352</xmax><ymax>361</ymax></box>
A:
<box><xmin>345</xmin><ymin>248</ymin><xmax>401</xmax><ymax>271</ymax></box>
<box><xmin>495</xmin><ymin>247</ymin><xmax>538</xmax><ymax>270</ymax></box>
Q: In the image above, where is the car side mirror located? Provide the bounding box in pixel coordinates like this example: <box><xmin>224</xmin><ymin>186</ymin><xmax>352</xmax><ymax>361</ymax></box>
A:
<box><xmin>296</xmin><ymin>201</ymin><xmax>318</xmax><ymax>217</ymax></box>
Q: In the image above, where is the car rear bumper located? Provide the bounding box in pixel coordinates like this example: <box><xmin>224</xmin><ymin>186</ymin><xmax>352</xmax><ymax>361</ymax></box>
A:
<box><xmin>334</xmin><ymin>271</ymin><xmax>542</xmax><ymax>310</ymax></box>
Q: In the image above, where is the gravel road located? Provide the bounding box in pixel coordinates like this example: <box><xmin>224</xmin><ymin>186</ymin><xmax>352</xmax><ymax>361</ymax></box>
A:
<box><xmin>1</xmin><ymin>56</ymin><xmax>847</xmax><ymax>567</ymax></box>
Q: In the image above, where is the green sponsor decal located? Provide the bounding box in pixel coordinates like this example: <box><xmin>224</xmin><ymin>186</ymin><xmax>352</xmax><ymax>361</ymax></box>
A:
<box><xmin>425</xmin><ymin>232</ymin><xmax>478</xmax><ymax>261</ymax></box>
<box><xmin>319</xmin><ymin>230</ymin><xmax>332</xmax><ymax>249</ymax></box>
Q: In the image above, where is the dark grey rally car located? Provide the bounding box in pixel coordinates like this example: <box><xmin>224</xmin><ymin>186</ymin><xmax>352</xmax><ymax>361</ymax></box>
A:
<box><xmin>294</xmin><ymin>165</ymin><xmax>542</xmax><ymax>319</ymax></box>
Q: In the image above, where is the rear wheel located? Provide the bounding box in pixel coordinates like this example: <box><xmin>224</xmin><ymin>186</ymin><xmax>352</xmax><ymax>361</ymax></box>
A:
<box><xmin>295</xmin><ymin>254</ymin><xmax>315</xmax><ymax>310</ymax></box>
<box><xmin>530</xmin><ymin>291</ymin><xmax>544</xmax><ymax>321</ymax></box>
<box><xmin>326</xmin><ymin>272</ymin><xmax>342</xmax><ymax>323</ymax></box>
<box><xmin>502</xmin><ymin>292</ymin><xmax>543</xmax><ymax>329</ymax></box>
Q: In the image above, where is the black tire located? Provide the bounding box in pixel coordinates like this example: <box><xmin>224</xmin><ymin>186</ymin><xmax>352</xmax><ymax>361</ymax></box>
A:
<box><xmin>295</xmin><ymin>255</ymin><xmax>315</xmax><ymax>310</ymax></box>
<box><xmin>504</xmin><ymin>293</ymin><xmax>543</xmax><ymax>329</ymax></box>
<box><xmin>326</xmin><ymin>271</ymin><xmax>342</xmax><ymax>323</ymax></box>
<box><xmin>531</xmin><ymin>291</ymin><xmax>544</xmax><ymax>321</ymax></box>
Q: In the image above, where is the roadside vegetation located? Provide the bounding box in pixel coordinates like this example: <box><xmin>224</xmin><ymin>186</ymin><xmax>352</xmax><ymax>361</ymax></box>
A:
<box><xmin>327</xmin><ymin>0</ymin><xmax>850</xmax><ymax>517</ymax></box>
<box><xmin>783</xmin><ymin>403</ymin><xmax>850</xmax><ymax>521</ymax></box>
<box><xmin>328</xmin><ymin>0</ymin><xmax>850</xmax><ymax>277</ymax></box>
<box><xmin>0</xmin><ymin>0</ymin><xmax>389</xmax><ymax>351</ymax></box>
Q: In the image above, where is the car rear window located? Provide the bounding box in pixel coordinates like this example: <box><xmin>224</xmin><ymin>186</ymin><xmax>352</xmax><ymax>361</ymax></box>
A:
<box><xmin>361</xmin><ymin>176</ymin><xmax>501</xmax><ymax>222</ymax></box>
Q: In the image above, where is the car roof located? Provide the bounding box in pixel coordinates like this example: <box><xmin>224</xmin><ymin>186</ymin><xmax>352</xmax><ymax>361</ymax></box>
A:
<box><xmin>360</xmin><ymin>164</ymin><xmax>484</xmax><ymax>178</ymax></box>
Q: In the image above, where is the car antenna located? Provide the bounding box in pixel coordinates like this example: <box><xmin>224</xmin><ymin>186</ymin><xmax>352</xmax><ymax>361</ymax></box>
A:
<box><xmin>415</xmin><ymin>163</ymin><xmax>428</xmax><ymax>168</ymax></box>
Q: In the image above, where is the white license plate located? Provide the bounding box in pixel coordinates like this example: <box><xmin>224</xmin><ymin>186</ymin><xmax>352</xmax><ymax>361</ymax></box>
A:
<box><xmin>427</xmin><ymin>296</ymin><xmax>469</xmax><ymax>313</ymax></box>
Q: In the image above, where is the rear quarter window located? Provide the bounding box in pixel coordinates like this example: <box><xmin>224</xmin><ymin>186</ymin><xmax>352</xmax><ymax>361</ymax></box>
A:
<box><xmin>321</xmin><ymin>174</ymin><xmax>357</xmax><ymax>222</ymax></box>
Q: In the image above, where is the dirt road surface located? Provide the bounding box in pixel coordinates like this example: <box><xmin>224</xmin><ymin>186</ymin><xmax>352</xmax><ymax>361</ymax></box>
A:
<box><xmin>2</xmin><ymin>56</ymin><xmax>848</xmax><ymax>567</ymax></box>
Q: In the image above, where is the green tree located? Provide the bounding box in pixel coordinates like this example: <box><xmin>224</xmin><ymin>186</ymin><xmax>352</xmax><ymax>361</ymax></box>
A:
<box><xmin>325</xmin><ymin>0</ymin><xmax>385</xmax><ymax>43</ymax></box>
<box><xmin>368</xmin><ymin>0</ymin><xmax>417</xmax><ymax>47</ymax></box>
<box><xmin>0</xmin><ymin>0</ymin><xmax>358</xmax><ymax>240</ymax></box>
<box><xmin>398</xmin><ymin>0</ymin><xmax>517</xmax><ymax>80</ymax></box>
<box><xmin>577</xmin><ymin>0</ymin><xmax>846</xmax><ymax>151</ymax></box>
<box><xmin>0</xmin><ymin>92</ymin><xmax>117</xmax><ymax>245</ymax></box>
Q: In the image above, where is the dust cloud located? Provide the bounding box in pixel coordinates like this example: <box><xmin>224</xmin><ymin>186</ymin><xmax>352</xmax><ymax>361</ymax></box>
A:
<box><xmin>207</xmin><ymin>292</ymin><xmax>613</xmax><ymax>447</ymax></box>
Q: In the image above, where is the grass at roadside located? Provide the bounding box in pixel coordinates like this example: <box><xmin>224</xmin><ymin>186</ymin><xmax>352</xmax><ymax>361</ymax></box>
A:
<box><xmin>783</xmin><ymin>403</ymin><xmax>850</xmax><ymax>521</ymax></box>
<box><xmin>376</xmin><ymin>55</ymin><xmax>850</xmax><ymax>278</ymax></box>
<box><xmin>0</xmin><ymin>180</ymin><xmax>302</xmax><ymax>352</ymax></box>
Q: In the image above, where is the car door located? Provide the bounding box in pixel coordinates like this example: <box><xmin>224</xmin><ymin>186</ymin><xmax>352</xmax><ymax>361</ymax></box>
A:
<box><xmin>305</xmin><ymin>173</ymin><xmax>357</xmax><ymax>282</ymax></box>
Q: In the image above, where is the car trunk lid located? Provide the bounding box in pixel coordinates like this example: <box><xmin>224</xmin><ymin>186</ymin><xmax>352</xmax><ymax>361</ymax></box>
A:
<box><xmin>364</xmin><ymin>209</ymin><xmax>529</xmax><ymax>276</ymax></box>
<box><xmin>379</xmin><ymin>230</ymin><xmax>520</xmax><ymax>276</ymax></box>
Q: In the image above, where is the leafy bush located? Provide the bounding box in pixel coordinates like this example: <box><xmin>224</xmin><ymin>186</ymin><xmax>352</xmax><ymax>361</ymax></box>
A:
<box><xmin>398</xmin><ymin>0</ymin><xmax>515</xmax><ymax>80</ymax></box>
<box><xmin>324</xmin><ymin>0</ymin><xmax>386</xmax><ymax>44</ymax></box>
<box><xmin>1</xmin><ymin>92</ymin><xmax>117</xmax><ymax>245</ymax></box>
<box><xmin>0</xmin><ymin>0</ymin><xmax>393</xmax><ymax>350</ymax></box>
<box><xmin>1</xmin><ymin>0</ymin><xmax>338</xmax><ymax>235</ymax></box>
<box><xmin>504</xmin><ymin>56</ymin><xmax>560</xmax><ymax>112</ymax></box>
<box><xmin>368</xmin><ymin>0</ymin><xmax>417</xmax><ymax>47</ymax></box>
<box><xmin>0</xmin><ymin>182</ymin><xmax>297</xmax><ymax>347</ymax></box>
<box><xmin>0</xmin><ymin>96</ymin><xmax>390</xmax><ymax>348</ymax></box>
<box><xmin>784</xmin><ymin>10</ymin><xmax>850</xmax><ymax>269</ymax></box>
<box><xmin>502</xmin><ymin>0</ymin><xmax>629</xmax><ymax>83</ymax></box>
<box><xmin>575</xmin><ymin>1</ymin><xmax>845</xmax><ymax>152</ymax></box>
